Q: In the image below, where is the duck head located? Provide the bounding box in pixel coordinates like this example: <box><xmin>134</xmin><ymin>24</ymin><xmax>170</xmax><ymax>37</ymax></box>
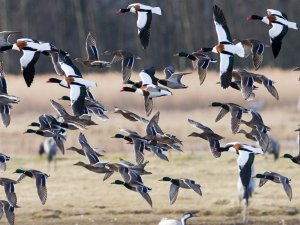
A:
<box><xmin>247</xmin><ymin>15</ymin><xmax>263</xmax><ymax>21</ymax></box>
<box><xmin>111</xmin><ymin>134</ymin><xmax>125</xmax><ymax>139</ymax></box>
<box><xmin>173</xmin><ymin>52</ymin><xmax>189</xmax><ymax>57</ymax></box>
<box><xmin>74</xmin><ymin>161</ymin><xmax>86</xmax><ymax>166</ymax></box>
<box><xmin>23</xmin><ymin>129</ymin><xmax>36</xmax><ymax>134</ymax></box>
<box><xmin>116</xmin><ymin>8</ymin><xmax>131</xmax><ymax>14</ymax></box>
<box><xmin>47</xmin><ymin>78</ymin><xmax>62</xmax><ymax>84</ymax></box>
<box><xmin>111</xmin><ymin>180</ymin><xmax>125</xmax><ymax>185</ymax></box>
<box><xmin>252</xmin><ymin>174</ymin><xmax>265</xmax><ymax>179</ymax></box>
<box><xmin>120</xmin><ymin>86</ymin><xmax>136</xmax><ymax>92</ymax></box>
<box><xmin>14</xmin><ymin>169</ymin><xmax>26</xmax><ymax>174</ymax></box>
<box><xmin>159</xmin><ymin>176</ymin><xmax>172</xmax><ymax>182</ymax></box>
<box><xmin>59</xmin><ymin>96</ymin><xmax>71</xmax><ymax>101</ymax></box>
<box><xmin>281</xmin><ymin>154</ymin><xmax>293</xmax><ymax>159</ymax></box>
<box><xmin>209</xmin><ymin>102</ymin><xmax>223</xmax><ymax>107</ymax></box>
<box><xmin>28</xmin><ymin>122</ymin><xmax>40</xmax><ymax>127</ymax></box>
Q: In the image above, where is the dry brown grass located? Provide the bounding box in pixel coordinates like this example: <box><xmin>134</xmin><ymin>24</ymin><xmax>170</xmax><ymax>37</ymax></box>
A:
<box><xmin>0</xmin><ymin>69</ymin><xmax>299</xmax><ymax>224</ymax></box>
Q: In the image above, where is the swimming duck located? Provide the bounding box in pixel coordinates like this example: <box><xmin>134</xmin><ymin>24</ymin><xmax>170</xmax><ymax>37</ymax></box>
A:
<box><xmin>158</xmin><ymin>66</ymin><xmax>191</xmax><ymax>89</ymax></box>
<box><xmin>104</xmin><ymin>50</ymin><xmax>141</xmax><ymax>83</ymax></box>
<box><xmin>114</xmin><ymin>107</ymin><xmax>149</xmax><ymax>123</ymax></box>
<box><xmin>253</xmin><ymin>171</ymin><xmax>292</xmax><ymax>201</ymax></box>
<box><xmin>158</xmin><ymin>212</ymin><xmax>196</xmax><ymax>225</ymax></box>
<box><xmin>0</xmin><ymin>153</ymin><xmax>10</xmax><ymax>172</ymax></box>
<box><xmin>210</xmin><ymin>102</ymin><xmax>248</xmax><ymax>134</ymax></box>
<box><xmin>0</xmin><ymin>200</ymin><xmax>17</xmax><ymax>225</ymax></box>
<box><xmin>0</xmin><ymin>178</ymin><xmax>17</xmax><ymax>207</ymax></box>
<box><xmin>111</xmin><ymin>179</ymin><xmax>152</xmax><ymax>207</ymax></box>
<box><xmin>0</xmin><ymin>61</ymin><xmax>20</xmax><ymax>127</ymax></box>
<box><xmin>281</xmin><ymin>128</ymin><xmax>300</xmax><ymax>164</ymax></box>
<box><xmin>15</xmin><ymin>169</ymin><xmax>49</xmax><ymax>205</ymax></box>
<box><xmin>121</xmin><ymin>68</ymin><xmax>172</xmax><ymax>116</ymax></box>
<box><xmin>74</xmin><ymin>32</ymin><xmax>110</xmax><ymax>69</ymax></box>
<box><xmin>159</xmin><ymin>177</ymin><xmax>202</xmax><ymax>205</ymax></box>
<box><xmin>0</xmin><ymin>31</ymin><xmax>20</xmax><ymax>50</ymax></box>
<box><xmin>247</xmin><ymin>9</ymin><xmax>298</xmax><ymax>58</ymax></box>
<box><xmin>117</xmin><ymin>3</ymin><xmax>162</xmax><ymax>49</ymax></box>
<box><xmin>74</xmin><ymin>161</ymin><xmax>113</xmax><ymax>181</ymax></box>
<box><xmin>188</xmin><ymin>119</ymin><xmax>224</xmax><ymax>158</ymax></box>
<box><xmin>174</xmin><ymin>52</ymin><xmax>217</xmax><ymax>85</ymax></box>
<box><xmin>197</xmin><ymin>5</ymin><xmax>246</xmax><ymax>88</ymax></box>
<box><xmin>3</xmin><ymin>38</ymin><xmax>58</xmax><ymax>87</ymax></box>
<box><xmin>215</xmin><ymin>142</ymin><xmax>264</xmax><ymax>188</ymax></box>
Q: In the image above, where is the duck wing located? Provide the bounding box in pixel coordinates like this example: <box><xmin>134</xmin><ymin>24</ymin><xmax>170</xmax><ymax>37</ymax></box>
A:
<box><xmin>257</xmin><ymin>76</ymin><xmax>279</xmax><ymax>100</ymax></box>
<box><xmin>137</xmin><ymin>186</ymin><xmax>152</xmax><ymax>207</ymax></box>
<box><xmin>4</xmin><ymin>182</ymin><xmax>17</xmax><ymax>207</ymax></box>
<box><xmin>239</xmin><ymin>152</ymin><xmax>255</xmax><ymax>188</ymax></box>
<box><xmin>269</xmin><ymin>23</ymin><xmax>288</xmax><ymax>58</ymax></box>
<box><xmin>213</xmin><ymin>5</ymin><xmax>232</xmax><ymax>42</ymax></box>
<box><xmin>280</xmin><ymin>176</ymin><xmax>292</xmax><ymax>201</ymax></box>
<box><xmin>215</xmin><ymin>104</ymin><xmax>230</xmax><ymax>122</ymax></box>
<box><xmin>20</xmin><ymin>50</ymin><xmax>40</xmax><ymax>87</ymax></box>
<box><xmin>3</xmin><ymin>201</ymin><xmax>15</xmax><ymax>225</ymax></box>
<box><xmin>79</xmin><ymin>133</ymin><xmax>99</xmax><ymax>164</ymax></box>
<box><xmin>70</xmin><ymin>86</ymin><xmax>87</xmax><ymax>117</ymax></box>
<box><xmin>219</xmin><ymin>53</ymin><xmax>233</xmax><ymax>89</ymax></box>
<box><xmin>137</xmin><ymin>10</ymin><xmax>152</xmax><ymax>49</ymax></box>
<box><xmin>163</xmin><ymin>66</ymin><xmax>175</xmax><ymax>79</ymax></box>
<box><xmin>0</xmin><ymin>31</ymin><xmax>20</xmax><ymax>46</ymax></box>
<box><xmin>168</xmin><ymin>72</ymin><xmax>190</xmax><ymax>84</ymax></box>
<box><xmin>122</xmin><ymin>56</ymin><xmax>134</xmax><ymax>83</ymax></box>
<box><xmin>133</xmin><ymin>138</ymin><xmax>145</xmax><ymax>165</ymax></box>
<box><xmin>0</xmin><ymin>105</ymin><xmax>10</xmax><ymax>127</ymax></box>
<box><xmin>86</xmin><ymin>32</ymin><xmax>99</xmax><ymax>61</ymax></box>
<box><xmin>184</xmin><ymin>179</ymin><xmax>202</xmax><ymax>196</ymax></box>
<box><xmin>35</xmin><ymin>174</ymin><xmax>47</xmax><ymax>205</ymax></box>
<box><xmin>169</xmin><ymin>183</ymin><xmax>179</xmax><ymax>205</ymax></box>
<box><xmin>49</xmin><ymin>51</ymin><xmax>65</xmax><ymax>76</ymax></box>
<box><xmin>144</xmin><ymin>96</ymin><xmax>153</xmax><ymax>116</ymax></box>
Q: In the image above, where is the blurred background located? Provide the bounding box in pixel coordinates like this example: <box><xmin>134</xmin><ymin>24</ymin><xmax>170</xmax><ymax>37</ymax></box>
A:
<box><xmin>0</xmin><ymin>0</ymin><xmax>299</xmax><ymax>74</ymax></box>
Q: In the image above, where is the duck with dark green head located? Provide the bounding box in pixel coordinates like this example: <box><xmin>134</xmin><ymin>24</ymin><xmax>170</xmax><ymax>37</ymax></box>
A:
<box><xmin>14</xmin><ymin>169</ymin><xmax>49</xmax><ymax>205</ymax></box>
<box><xmin>111</xmin><ymin>134</ymin><xmax>133</xmax><ymax>143</ymax></box>
<box><xmin>111</xmin><ymin>179</ymin><xmax>152</xmax><ymax>207</ymax></box>
<box><xmin>174</xmin><ymin>52</ymin><xmax>217</xmax><ymax>86</ymax></box>
<box><xmin>159</xmin><ymin>176</ymin><xmax>202</xmax><ymax>205</ymax></box>
<box><xmin>253</xmin><ymin>171</ymin><xmax>292</xmax><ymax>201</ymax></box>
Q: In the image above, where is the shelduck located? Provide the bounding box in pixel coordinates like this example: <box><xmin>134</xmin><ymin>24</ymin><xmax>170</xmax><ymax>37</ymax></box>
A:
<box><xmin>247</xmin><ymin>9</ymin><xmax>298</xmax><ymax>58</ymax></box>
<box><xmin>158</xmin><ymin>213</ymin><xmax>196</xmax><ymax>225</ymax></box>
<box><xmin>117</xmin><ymin>3</ymin><xmax>162</xmax><ymax>49</ymax></box>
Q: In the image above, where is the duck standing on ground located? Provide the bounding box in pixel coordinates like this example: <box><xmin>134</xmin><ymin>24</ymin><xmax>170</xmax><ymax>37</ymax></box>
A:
<box><xmin>158</xmin><ymin>212</ymin><xmax>196</xmax><ymax>225</ymax></box>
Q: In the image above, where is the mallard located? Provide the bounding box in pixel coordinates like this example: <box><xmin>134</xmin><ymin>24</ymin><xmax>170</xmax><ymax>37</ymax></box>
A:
<box><xmin>114</xmin><ymin>107</ymin><xmax>149</xmax><ymax>123</ymax></box>
<box><xmin>159</xmin><ymin>177</ymin><xmax>202</xmax><ymax>205</ymax></box>
<box><xmin>111</xmin><ymin>179</ymin><xmax>152</xmax><ymax>207</ymax></box>
<box><xmin>157</xmin><ymin>66</ymin><xmax>191</xmax><ymax>89</ymax></box>
<box><xmin>14</xmin><ymin>169</ymin><xmax>49</xmax><ymax>205</ymax></box>
<box><xmin>74</xmin><ymin>161</ymin><xmax>113</xmax><ymax>181</ymax></box>
<box><xmin>247</xmin><ymin>9</ymin><xmax>298</xmax><ymax>58</ymax></box>
<box><xmin>0</xmin><ymin>178</ymin><xmax>17</xmax><ymax>207</ymax></box>
<box><xmin>281</xmin><ymin>128</ymin><xmax>300</xmax><ymax>164</ymax></box>
<box><xmin>119</xmin><ymin>158</ymin><xmax>152</xmax><ymax>175</ymax></box>
<box><xmin>74</xmin><ymin>32</ymin><xmax>110</xmax><ymax>69</ymax></box>
<box><xmin>104</xmin><ymin>50</ymin><xmax>140</xmax><ymax>83</ymax></box>
<box><xmin>158</xmin><ymin>212</ymin><xmax>196</xmax><ymax>225</ymax></box>
<box><xmin>174</xmin><ymin>52</ymin><xmax>217</xmax><ymax>85</ymax></box>
<box><xmin>0</xmin><ymin>200</ymin><xmax>17</xmax><ymax>225</ymax></box>
<box><xmin>210</xmin><ymin>102</ymin><xmax>248</xmax><ymax>134</ymax></box>
<box><xmin>50</xmin><ymin>99</ymin><xmax>96</xmax><ymax>129</ymax></box>
<box><xmin>253</xmin><ymin>171</ymin><xmax>292</xmax><ymax>201</ymax></box>
<box><xmin>66</xmin><ymin>146</ymin><xmax>104</xmax><ymax>157</ymax></box>
<box><xmin>117</xmin><ymin>3</ymin><xmax>162</xmax><ymax>49</ymax></box>
<box><xmin>188</xmin><ymin>119</ymin><xmax>224</xmax><ymax>158</ymax></box>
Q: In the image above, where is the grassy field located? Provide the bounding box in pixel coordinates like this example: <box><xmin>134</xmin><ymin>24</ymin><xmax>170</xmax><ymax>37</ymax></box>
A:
<box><xmin>0</xmin><ymin>69</ymin><xmax>299</xmax><ymax>224</ymax></box>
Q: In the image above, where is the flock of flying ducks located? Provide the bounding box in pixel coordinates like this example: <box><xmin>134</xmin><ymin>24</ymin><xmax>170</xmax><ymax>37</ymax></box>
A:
<box><xmin>0</xmin><ymin>2</ymin><xmax>297</xmax><ymax>225</ymax></box>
